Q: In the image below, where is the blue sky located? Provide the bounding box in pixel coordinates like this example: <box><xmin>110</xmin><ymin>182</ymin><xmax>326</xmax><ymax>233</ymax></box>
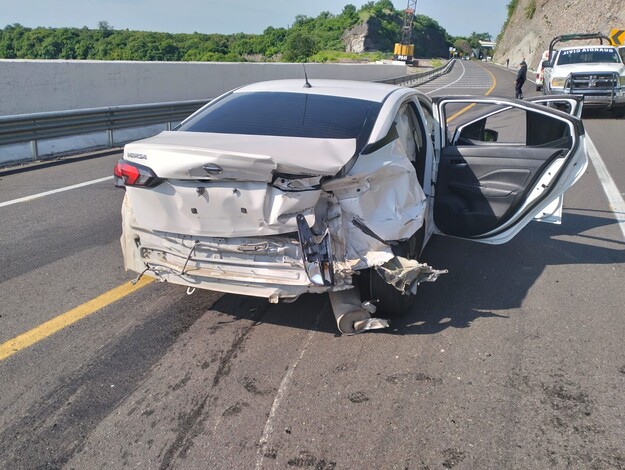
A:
<box><xmin>2</xmin><ymin>0</ymin><xmax>508</xmax><ymax>39</ymax></box>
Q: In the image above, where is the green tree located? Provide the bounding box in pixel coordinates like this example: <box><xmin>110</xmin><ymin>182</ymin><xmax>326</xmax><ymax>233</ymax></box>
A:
<box><xmin>467</xmin><ymin>31</ymin><xmax>492</xmax><ymax>48</ymax></box>
<box><xmin>282</xmin><ymin>30</ymin><xmax>319</xmax><ymax>62</ymax></box>
<box><xmin>453</xmin><ymin>39</ymin><xmax>472</xmax><ymax>55</ymax></box>
<box><xmin>0</xmin><ymin>4</ymin><xmax>451</xmax><ymax>62</ymax></box>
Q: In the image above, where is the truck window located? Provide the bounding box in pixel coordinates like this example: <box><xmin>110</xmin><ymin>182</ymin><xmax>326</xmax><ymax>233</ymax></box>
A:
<box><xmin>557</xmin><ymin>48</ymin><xmax>621</xmax><ymax>65</ymax></box>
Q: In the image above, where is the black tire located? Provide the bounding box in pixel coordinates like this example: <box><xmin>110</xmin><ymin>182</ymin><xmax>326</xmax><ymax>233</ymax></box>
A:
<box><xmin>536</xmin><ymin>84</ymin><xmax>542</xmax><ymax>92</ymax></box>
<box><xmin>367</xmin><ymin>227</ymin><xmax>425</xmax><ymax>319</ymax></box>
<box><xmin>370</xmin><ymin>267</ymin><xmax>416</xmax><ymax>319</ymax></box>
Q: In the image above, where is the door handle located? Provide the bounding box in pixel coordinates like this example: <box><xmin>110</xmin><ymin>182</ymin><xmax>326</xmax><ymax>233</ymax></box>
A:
<box><xmin>450</xmin><ymin>159</ymin><xmax>468</xmax><ymax>167</ymax></box>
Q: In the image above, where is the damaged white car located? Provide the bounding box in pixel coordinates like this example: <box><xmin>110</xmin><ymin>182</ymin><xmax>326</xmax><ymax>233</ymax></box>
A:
<box><xmin>114</xmin><ymin>80</ymin><xmax>588</xmax><ymax>334</ymax></box>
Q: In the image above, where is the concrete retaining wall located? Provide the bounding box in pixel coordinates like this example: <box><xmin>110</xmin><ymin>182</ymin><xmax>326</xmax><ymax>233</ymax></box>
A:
<box><xmin>0</xmin><ymin>60</ymin><xmax>406</xmax><ymax>115</ymax></box>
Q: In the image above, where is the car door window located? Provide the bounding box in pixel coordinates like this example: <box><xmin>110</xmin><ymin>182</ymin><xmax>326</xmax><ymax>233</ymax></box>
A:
<box><xmin>449</xmin><ymin>103</ymin><xmax>570</xmax><ymax>149</ymax></box>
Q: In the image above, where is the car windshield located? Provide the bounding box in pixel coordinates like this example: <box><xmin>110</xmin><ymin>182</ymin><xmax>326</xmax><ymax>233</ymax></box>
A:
<box><xmin>556</xmin><ymin>48</ymin><xmax>621</xmax><ymax>65</ymax></box>
<box><xmin>178</xmin><ymin>92</ymin><xmax>382</xmax><ymax>142</ymax></box>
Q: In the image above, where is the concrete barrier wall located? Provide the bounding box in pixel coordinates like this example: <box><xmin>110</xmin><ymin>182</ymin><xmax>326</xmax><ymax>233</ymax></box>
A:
<box><xmin>0</xmin><ymin>60</ymin><xmax>406</xmax><ymax>115</ymax></box>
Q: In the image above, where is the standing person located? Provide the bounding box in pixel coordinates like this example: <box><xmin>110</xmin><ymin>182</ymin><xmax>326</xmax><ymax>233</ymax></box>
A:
<box><xmin>506</xmin><ymin>58</ymin><xmax>510</xmax><ymax>68</ymax></box>
<box><xmin>515</xmin><ymin>59</ymin><xmax>527</xmax><ymax>99</ymax></box>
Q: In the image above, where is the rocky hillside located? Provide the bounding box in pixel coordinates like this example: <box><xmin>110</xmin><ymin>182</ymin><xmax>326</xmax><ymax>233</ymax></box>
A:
<box><xmin>343</xmin><ymin>17</ymin><xmax>397</xmax><ymax>54</ymax></box>
<box><xmin>342</xmin><ymin>15</ymin><xmax>449</xmax><ymax>58</ymax></box>
<box><xmin>494</xmin><ymin>0</ymin><xmax>625</xmax><ymax>70</ymax></box>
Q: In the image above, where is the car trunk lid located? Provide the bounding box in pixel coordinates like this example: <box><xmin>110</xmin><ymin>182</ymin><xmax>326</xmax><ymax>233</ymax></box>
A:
<box><xmin>124</xmin><ymin>131</ymin><xmax>357</xmax><ymax>181</ymax></box>
<box><xmin>123</xmin><ymin>131</ymin><xmax>357</xmax><ymax>237</ymax></box>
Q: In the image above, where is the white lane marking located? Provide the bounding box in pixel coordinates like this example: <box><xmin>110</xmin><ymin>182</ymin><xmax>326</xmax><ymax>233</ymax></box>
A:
<box><xmin>425</xmin><ymin>60</ymin><xmax>467</xmax><ymax>95</ymax></box>
<box><xmin>586</xmin><ymin>135</ymin><xmax>625</xmax><ymax>240</ymax></box>
<box><xmin>254</xmin><ymin>304</ymin><xmax>327</xmax><ymax>470</ymax></box>
<box><xmin>0</xmin><ymin>176</ymin><xmax>113</xmax><ymax>208</ymax></box>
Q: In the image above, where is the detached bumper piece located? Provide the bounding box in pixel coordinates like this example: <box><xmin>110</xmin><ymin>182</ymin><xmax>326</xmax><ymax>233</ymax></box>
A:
<box><xmin>375</xmin><ymin>257</ymin><xmax>448</xmax><ymax>295</ymax></box>
<box><xmin>296</xmin><ymin>214</ymin><xmax>334</xmax><ymax>287</ymax></box>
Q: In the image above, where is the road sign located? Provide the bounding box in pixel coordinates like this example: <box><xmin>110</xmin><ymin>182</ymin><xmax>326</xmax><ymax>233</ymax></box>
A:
<box><xmin>609</xmin><ymin>28</ymin><xmax>625</xmax><ymax>46</ymax></box>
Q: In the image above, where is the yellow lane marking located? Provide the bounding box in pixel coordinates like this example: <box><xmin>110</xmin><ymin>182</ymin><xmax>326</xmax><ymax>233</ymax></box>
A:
<box><xmin>447</xmin><ymin>103</ymin><xmax>476</xmax><ymax>123</ymax></box>
<box><xmin>446</xmin><ymin>62</ymin><xmax>498</xmax><ymax>123</ymax></box>
<box><xmin>480</xmin><ymin>62</ymin><xmax>498</xmax><ymax>96</ymax></box>
<box><xmin>0</xmin><ymin>276</ymin><xmax>154</xmax><ymax>361</ymax></box>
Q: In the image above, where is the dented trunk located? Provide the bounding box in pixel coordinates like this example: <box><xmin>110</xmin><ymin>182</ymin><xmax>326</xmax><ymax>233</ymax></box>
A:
<box><xmin>123</xmin><ymin>131</ymin><xmax>357</xmax><ymax>237</ymax></box>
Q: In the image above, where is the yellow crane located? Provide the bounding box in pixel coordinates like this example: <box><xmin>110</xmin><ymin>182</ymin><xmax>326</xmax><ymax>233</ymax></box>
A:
<box><xmin>393</xmin><ymin>0</ymin><xmax>418</xmax><ymax>65</ymax></box>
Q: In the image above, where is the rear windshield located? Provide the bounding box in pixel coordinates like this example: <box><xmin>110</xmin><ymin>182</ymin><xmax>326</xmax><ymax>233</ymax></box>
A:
<box><xmin>556</xmin><ymin>48</ymin><xmax>621</xmax><ymax>65</ymax></box>
<box><xmin>177</xmin><ymin>92</ymin><xmax>381</xmax><ymax>141</ymax></box>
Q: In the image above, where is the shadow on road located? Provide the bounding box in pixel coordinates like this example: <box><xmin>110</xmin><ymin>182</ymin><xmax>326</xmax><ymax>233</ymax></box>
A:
<box><xmin>390</xmin><ymin>210</ymin><xmax>624</xmax><ymax>335</ymax></box>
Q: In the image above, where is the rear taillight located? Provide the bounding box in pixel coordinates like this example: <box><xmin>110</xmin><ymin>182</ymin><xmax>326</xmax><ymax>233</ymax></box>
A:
<box><xmin>114</xmin><ymin>160</ymin><xmax>162</xmax><ymax>188</ymax></box>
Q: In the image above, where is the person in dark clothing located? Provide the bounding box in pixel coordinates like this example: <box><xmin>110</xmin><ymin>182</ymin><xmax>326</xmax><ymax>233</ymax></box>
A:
<box><xmin>515</xmin><ymin>60</ymin><xmax>527</xmax><ymax>99</ymax></box>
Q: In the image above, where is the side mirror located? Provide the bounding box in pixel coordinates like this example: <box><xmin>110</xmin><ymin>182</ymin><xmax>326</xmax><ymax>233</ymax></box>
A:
<box><xmin>542</xmin><ymin>60</ymin><xmax>552</xmax><ymax>69</ymax></box>
<box><xmin>483</xmin><ymin>129</ymin><xmax>499</xmax><ymax>142</ymax></box>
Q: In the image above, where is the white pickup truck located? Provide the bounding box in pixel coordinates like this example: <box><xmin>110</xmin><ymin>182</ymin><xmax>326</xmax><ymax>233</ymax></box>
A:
<box><xmin>542</xmin><ymin>33</ymin><xmax>625</xmax><ymax>117</ymax></box>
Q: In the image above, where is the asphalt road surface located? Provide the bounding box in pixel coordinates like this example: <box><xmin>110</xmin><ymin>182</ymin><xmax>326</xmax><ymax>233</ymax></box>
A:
<box><xmin>1</xmin><ymin>61</ymin><xmax>624</xmax><ymax>470</ymax></box>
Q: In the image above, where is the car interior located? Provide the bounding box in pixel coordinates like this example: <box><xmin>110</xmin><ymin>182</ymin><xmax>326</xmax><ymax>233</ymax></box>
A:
<box><xmin>433</xmin><ymin>102</ymin><xmax>575</xmax><ymax>237</ymax></box>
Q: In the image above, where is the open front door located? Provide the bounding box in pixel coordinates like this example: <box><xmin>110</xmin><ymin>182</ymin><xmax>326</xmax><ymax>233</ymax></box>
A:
<box><xmin>431</xmin><ymin>96</ymin><xmax>588</xmax><ymax>244</ymax></box>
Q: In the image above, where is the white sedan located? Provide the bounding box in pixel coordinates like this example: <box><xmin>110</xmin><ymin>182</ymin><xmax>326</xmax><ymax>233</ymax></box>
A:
<box><xmin>114</xmin><ymin>79</ymin><xmax>588</xmax><ymax>334</ymax></box>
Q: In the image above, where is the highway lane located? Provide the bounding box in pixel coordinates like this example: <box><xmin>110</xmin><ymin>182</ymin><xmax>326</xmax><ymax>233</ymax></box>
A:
<box><xmin>1</xmin><ymin>61</ymin><xmax>624</xmax><ymax>469</ymax></box>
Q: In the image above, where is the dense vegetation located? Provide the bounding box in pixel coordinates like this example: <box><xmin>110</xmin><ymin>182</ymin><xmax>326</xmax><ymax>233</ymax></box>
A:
<box><xmin>497</xmin><ymin>0</ymin><xmax>519</xmax><ymax>42</ymax></box>
<box><xmin>0</xmin><ymin>1</ymin><xmax>490</xmax><ymax>62</ymax></box>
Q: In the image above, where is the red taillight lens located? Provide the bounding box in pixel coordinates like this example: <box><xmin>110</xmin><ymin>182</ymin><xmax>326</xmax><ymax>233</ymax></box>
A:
<box><xmin>113</xmin><ymin>160</ymin><xmax>162</xmax><ymax>188</ymax></box>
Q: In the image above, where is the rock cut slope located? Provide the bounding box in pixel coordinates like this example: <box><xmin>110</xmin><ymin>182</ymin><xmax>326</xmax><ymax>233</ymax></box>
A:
<box><xmin>494</xmin><ymin>0</ymin><xmax>625</xmax><ymax>70</ymax></box>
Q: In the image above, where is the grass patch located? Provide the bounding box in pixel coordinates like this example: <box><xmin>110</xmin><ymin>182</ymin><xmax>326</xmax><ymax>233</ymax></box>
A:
<box><xmin>308</xmin><ymin>50</ymin><xmax>387</xmax><ymax>63</ymax></box>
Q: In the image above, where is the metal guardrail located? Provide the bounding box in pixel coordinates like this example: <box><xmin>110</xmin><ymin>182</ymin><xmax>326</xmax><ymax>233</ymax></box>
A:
<box><xmin>0</xmin><ymin>61</ymin><xmax>455</xmax><ymax>162</ymax></box>
<box><xmin>0</xmin><ymin>99</ymin><xmax>209</xmax><ymax>160</ymax></box>
<box><xmin>378</xmin><ymin>60</ymin><xmax>455</xmax><ymax>87</ymax></box>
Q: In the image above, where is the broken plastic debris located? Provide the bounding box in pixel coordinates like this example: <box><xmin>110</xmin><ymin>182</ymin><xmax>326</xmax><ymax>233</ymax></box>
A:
<box><xmin>361</xmin><ymin>300</ymin><xmax>377</xmax><ymax>314</ymax></box>
<box><xmin>374</xmin><ymin>257</ymin><xmax>447</xmax><ymax>295</ymax></box>
<box><xmin>353</xmin><ymin>317</ymin><xmax>390</xmax><ymax>332</ymax></box>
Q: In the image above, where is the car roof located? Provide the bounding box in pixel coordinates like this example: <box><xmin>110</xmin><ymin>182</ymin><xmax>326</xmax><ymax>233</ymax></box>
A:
<box><xmin>233</xmin><ymin>79</ymin><xmax>405</xmax><ymax>103</ymax></box>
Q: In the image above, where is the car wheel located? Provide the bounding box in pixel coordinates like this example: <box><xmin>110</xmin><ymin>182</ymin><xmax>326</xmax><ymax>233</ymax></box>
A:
<box><xmin>370</xmin><ymin>268</ymin><xmax>416</xmax><ymax>319</ymax></box>
<box><xmin>367</xmin><ymin>227</ymin><xmax>425</xmax><ymax>319</ymax></box>
<box><xmin>536</xmin><ymin>85</ymin><xmax>542</xmax><ymax>92</ymax></box>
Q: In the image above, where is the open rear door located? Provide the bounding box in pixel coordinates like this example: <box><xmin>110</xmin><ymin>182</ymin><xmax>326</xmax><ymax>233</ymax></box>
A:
<box><xmin>527</xmin><ymin>94</ymin><xmax>584</xmax><ymax>118</ymax></box>
<box><xmin>431</xmin><ymin>96</ymin><xmax>587</xmax><ymax>244</ymax></box>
